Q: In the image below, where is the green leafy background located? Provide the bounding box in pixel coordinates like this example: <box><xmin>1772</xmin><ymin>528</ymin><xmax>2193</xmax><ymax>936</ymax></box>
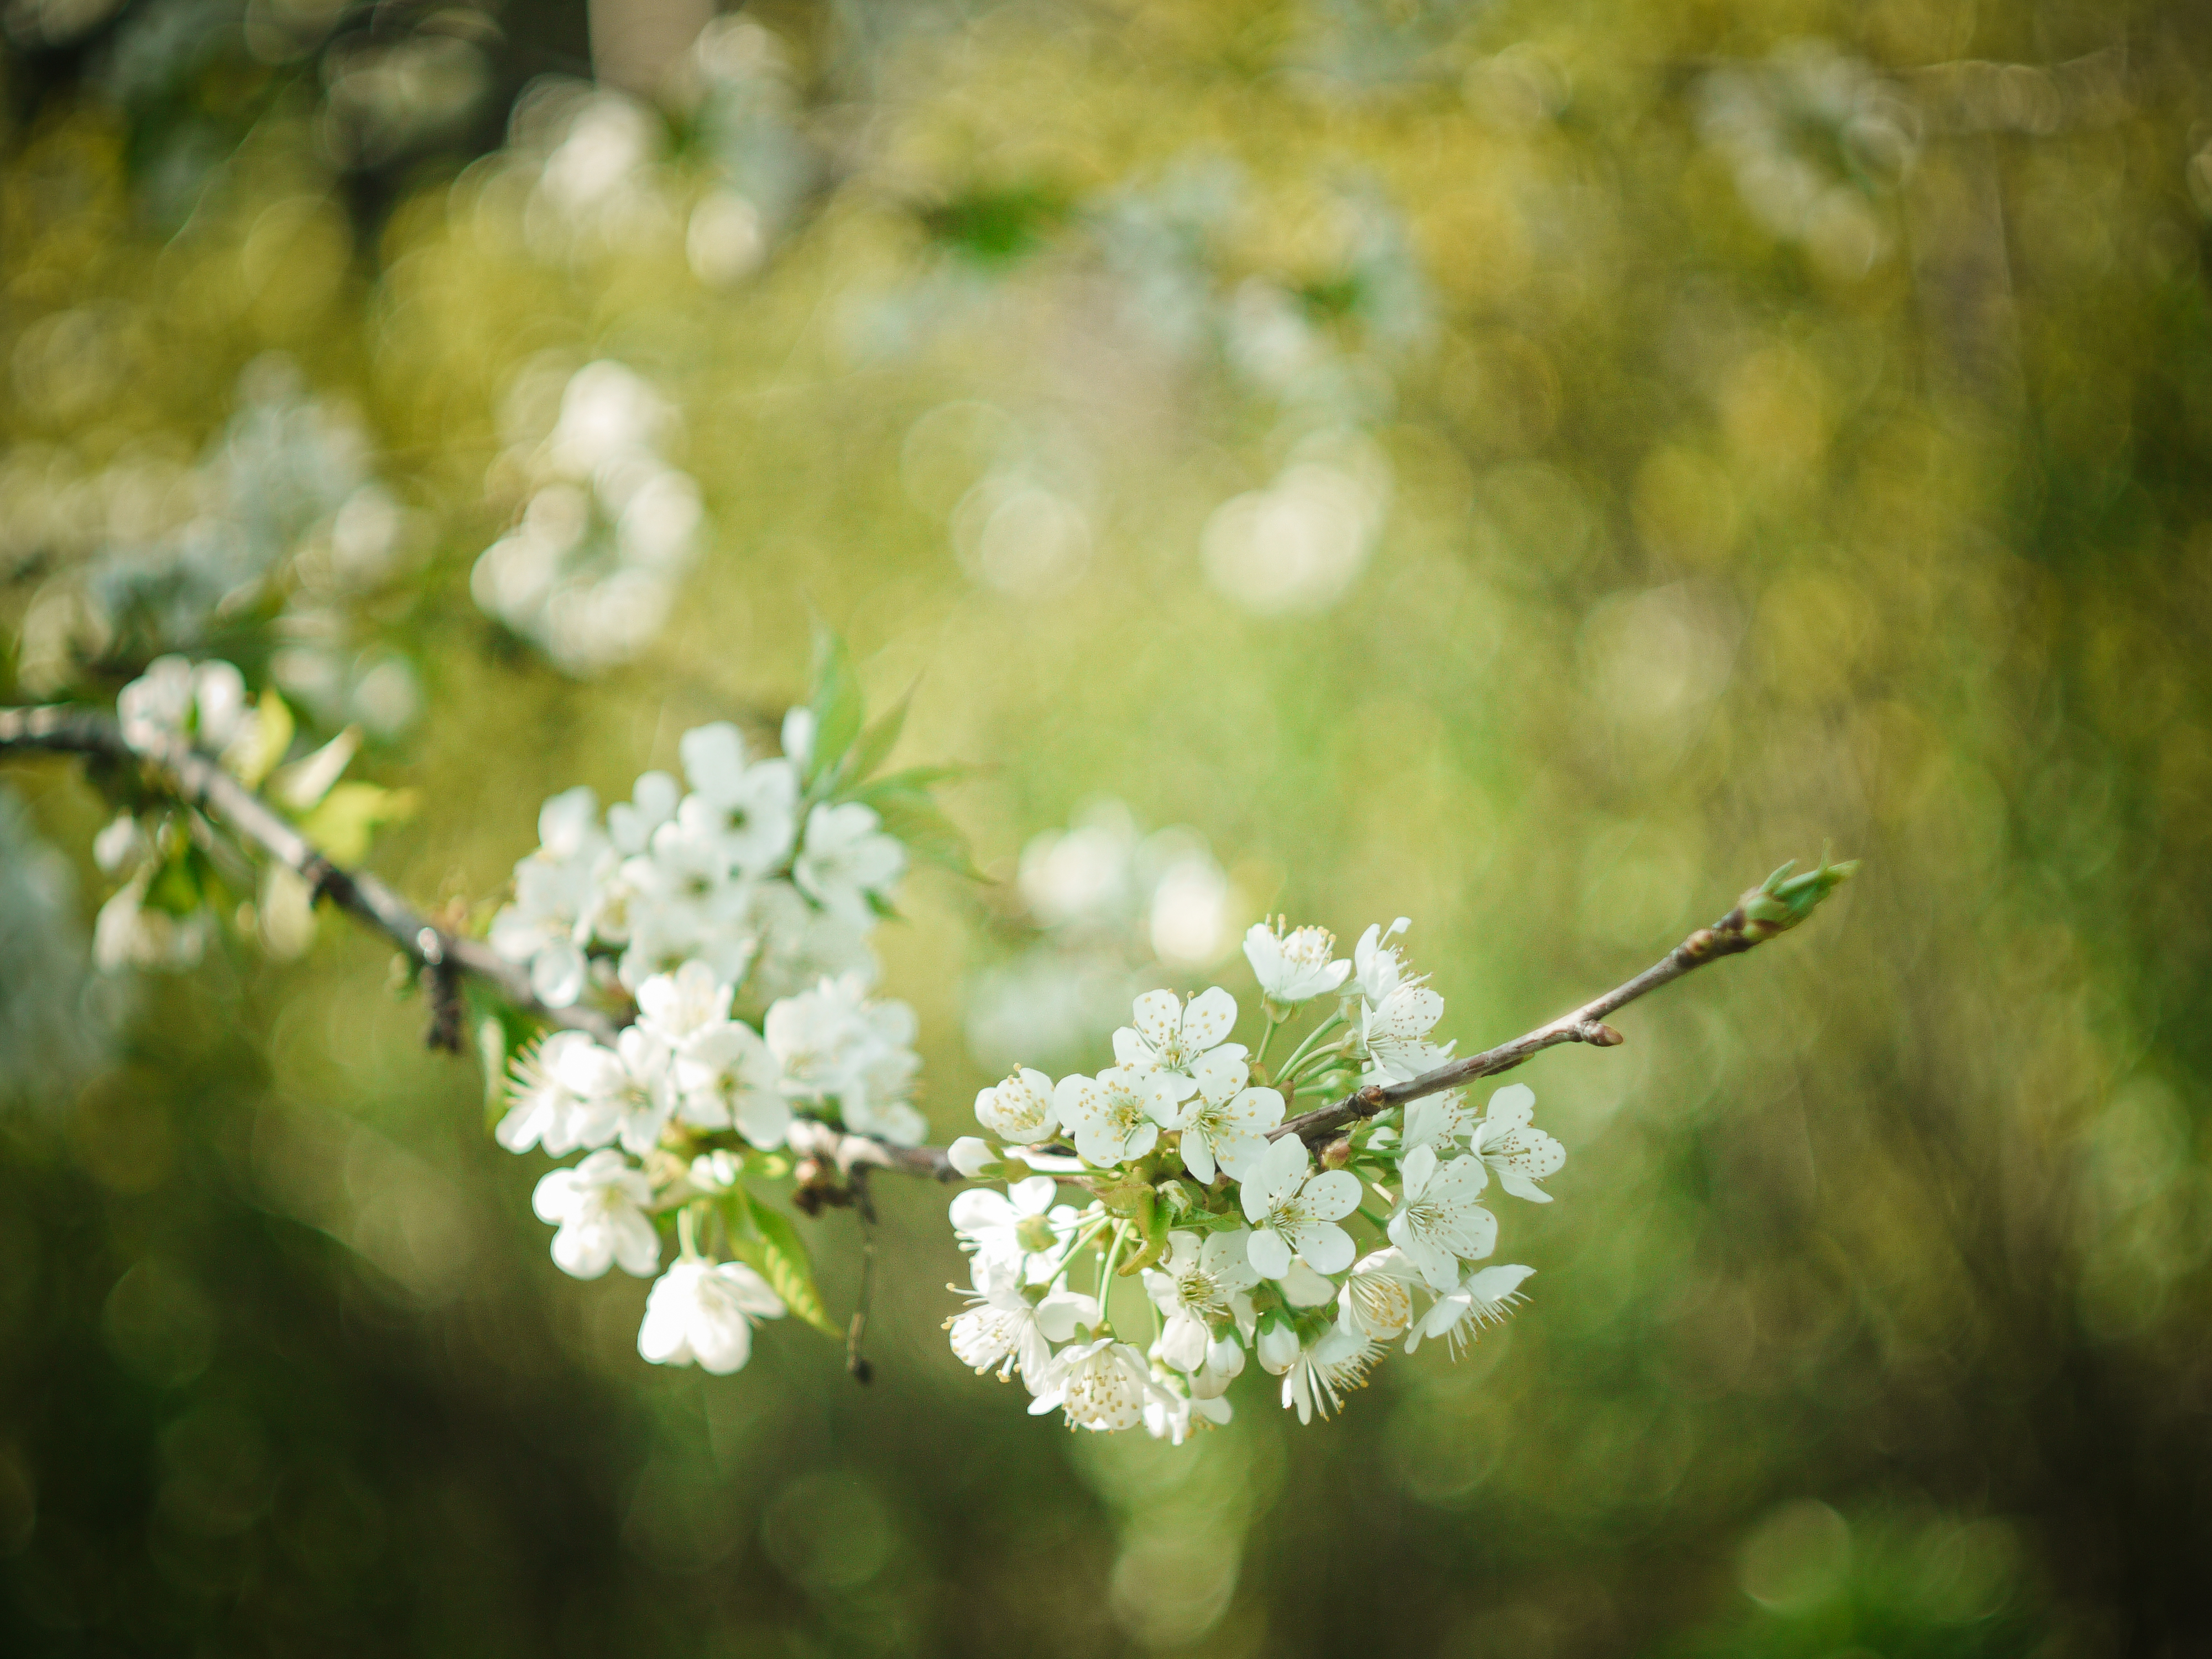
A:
<box><xmin>4</xmin><ymin>0</ymin><xmax>2211</xmax><ymax>1654</ymax></box>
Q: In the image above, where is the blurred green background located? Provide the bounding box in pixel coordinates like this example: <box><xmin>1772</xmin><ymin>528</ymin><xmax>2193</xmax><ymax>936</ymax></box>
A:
<box><xmin>6</xmin><ymin>0</ymin><xmax>2212</xmax><ymax>1653</ymax></box>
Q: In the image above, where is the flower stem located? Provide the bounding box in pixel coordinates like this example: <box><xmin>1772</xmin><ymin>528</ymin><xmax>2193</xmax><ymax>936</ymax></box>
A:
<box><xmin>1250</xmin><ymin>1005</ymin><xmax>1290</xmax><ymax>1073</ymax></box>
<box><xmin>677</xmin><ymin>1203</ymin><xmax>701</xmax><ymax>1261</ymax></box>
<box><xmin>1097</xmin><ymin>1220</ymin><xmax>1129</xmax><ymax>1335</ymax></box>
<box><xmin>1277</xmin><ymin>1013</ymin><xmax>1345</xmax><ymax>1081</ymax></box>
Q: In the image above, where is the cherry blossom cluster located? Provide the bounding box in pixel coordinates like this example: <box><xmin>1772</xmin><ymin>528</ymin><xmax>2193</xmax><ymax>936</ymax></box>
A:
<box><xmin>490</xmin><ymin>714</ymin><xmax>928</xmax><ymax>1376</ymax></box>
<box><xmin>942</xmin><ymin>917</ymin><xmax>1564</xmax><ymax>1440</ymax></box>
<box><xmin>487</xmin><ymin>713</ymin><xmax>903</xmax><ymax>1015</ymax></box>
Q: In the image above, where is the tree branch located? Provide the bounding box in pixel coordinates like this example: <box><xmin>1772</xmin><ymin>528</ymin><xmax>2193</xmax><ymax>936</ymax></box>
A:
<box><xmin>6</xmin><ymin>704</ymin><xmax>1840</xmax><ymax>1185</ymax></box>
<box><xmin>1</xmin><ymin>703</ymin><xmax>953</xmax><ymax>1181</ymax></box>
<box><xmin>1271</xmin><ymin>858</ymin><xmax>1856</xmax><ymax>1145</ymax></box>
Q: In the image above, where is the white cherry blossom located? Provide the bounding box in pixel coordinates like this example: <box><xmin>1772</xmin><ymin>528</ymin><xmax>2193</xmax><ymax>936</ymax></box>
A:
<box><xmin>1243</xmin><ymin>919</ymin><xmax>1352</xmax><ymax>1003</ymax></box>
<box><xmin>947</xmin><ymin>1136</ymin><xmax>998</xmax><ymax>1178</ymax></box>
<box><xmin>1240</xmin><ymin>1135</ymin><xmax>1361</xmax><ymax>1278</ymax></box>
<box><xmin>1467</xmin><ymin>1083</ymin><xmax>1566</xmax><ymax>1202</ymax></box>
<box><xmin>531</xmin><ymin>1149</ymin><xmax>660</xmax><ymax>1279</ymax></box>
<box><xmin>1360</xmin><ymin>979</ymin><xmax>1451</xmax><ymax>1083</ymax></box>
<box><xmin>488</xmin><ymin>786</ymin><xmax>608</xmax><ymax>1005</ymax></box>
<box><xmin>974</xmin><ymin>1067</ymin><xmax>1061</xmax><ymax>1145</ymax></box>
<box><xmin>1282</xmin><ymin>1322</ymin><xmax>1378</xmax><ymax>1423</ymax></box>
<box><xmin>674</xmin><ymin>722</ymin><xmax>799</xmax><ymax>873</ymax></box>
<box><xmin>1141</xmin><ymin>1229</ymin><xmax>1260</xmax><ymax>1372</ymax></box>
<box><xmin>1113</xmin><ymin>987</ymin><xmax>1248</xmax><ymax>1097</ymax></box>
<box><xmin>945</xmin><ymin>1257</ymin><xmax>1095</xmax><ymax>1390</ymax></box>
<box><xmin>1338</xmin><ymin>1248</ymin><xmax>1418</xmax><ymax>1340</ymax></box>
<box><xmin>1054</xmin><ymin>1063</ymin><xmax>1182</xmax><ymax>1167</ymax></box>
<box><xmin>1405</xmin><ymin>1264</ymin><xmax>1534</xmax><ymax>1358</ymax></box>
<box><xmin>637</xmin><ymin>1258</ymin><xmax>785</xmax><ymax>1373</ymax></box>
<box><xmin>763</xmin><ymin>973</ymin><xmax>921</xmax><ymax>1136</ymax></box>
<box><xmin>496</xmin><ymin>1030</ymin><xmax>607</xmax><ymax>1154</ymax></box>
<box><xmin>1274</xmin><ymin>1255</ymin><xmax>1341</xmax><ymax>1308</ymax></box>
<box><xmin>562</xmin><ymin>1025</ymin><xmax>680</xmax><ymax>1155</ymax></box>
<box><xmin>1155</xmin><ymin>1057</ymin><xmax>1282</xmax><ymax>1183</ymax></box>
<box><xmin>607</xmin><ymin>769</ymin><xmax>679</xmax><ymax>854</ymax></box>
<box><xmin>1029</xmin><ymin>1337</ymin><xmax>1159</xmax><ymax>1431</ymax></box>
<box><xmin>1254</xmin><ymin>1316</ymin><xmax>1301</xmax><ymax>1375</ymax></box>
<box><xmin>744</xmin><ymin>879</ymin><xmax>877</xmax><ymax>1003</ymax></box>
<box><xmin>1184</xmin><ymin>1332</ymin><xmax>1247</xmax><ymax>1400</ymax></box>
<box><xmin>950</xmin><ymin>1176</ymin><xmax>1084</xmax><ymax>1282</ymax></box>
<box><xmin>634</xmin><ymin>961</ymin><xmax>734</xmax><ymax>1052</ymax></box>
<box><xmin>1351</xmin><ymin>916</ymin><xmax>1412</xmax><ymax>1003</ymax></box>
<box><xmin>1386</xmin><ymin>1143</ymin><xmax>1498</xmax><ymax>1291</ymax></box>
<box><xmin>673</xmin><ymin>1020</ymin><xmax>791</xmax><ymax>1146</ymax></box>
<box><xmin>794</xmin><ymin>802</ymin><xmax>906</xmax><ymax>927</ymax></box>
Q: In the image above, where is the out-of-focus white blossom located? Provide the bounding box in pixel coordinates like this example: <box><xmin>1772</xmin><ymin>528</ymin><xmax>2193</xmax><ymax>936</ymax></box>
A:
<box><xmin>531</xmin><ymin>1149</ymin><xmax>660</xmax><ymax>1279</ymax></box>
<box><xmin>637</xmin><ymin>1258</ymin><xmax>785</xmax><ymax>1373</ymax></box>
<box><xmin>794</xmin><ymin>801</ymin><xmax>904</xmax><ymax>926</ymax></box>
<box><xmin>673</xmin><ymin>1019</ymin><xmax>791</xmax><ymax>1147</ymax></box>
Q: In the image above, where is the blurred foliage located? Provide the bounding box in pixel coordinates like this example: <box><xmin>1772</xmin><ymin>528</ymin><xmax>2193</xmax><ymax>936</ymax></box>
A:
<box><xmin>7</xmin><ymin>0</ymin><xmax>2212</xmax><ymax>1655</ymax></box>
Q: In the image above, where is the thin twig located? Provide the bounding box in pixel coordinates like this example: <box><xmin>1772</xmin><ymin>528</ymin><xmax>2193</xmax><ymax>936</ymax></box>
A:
<box><xmin>1</xmin><ymin>703</ymin><xmax>954</xmax><ymax>1180</ymax></box>
<box><xmin>1271</xmin><ymin>897</ymin><xmax>1787</xmax><ymax>1145</ymax></box>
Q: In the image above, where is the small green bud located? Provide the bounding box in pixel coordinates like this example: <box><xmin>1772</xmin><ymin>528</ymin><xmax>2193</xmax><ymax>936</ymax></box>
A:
<box><xmin>1736</xmin><ymin>851</ymin><xmax>1859</xmax><ymax>942</ymax></box>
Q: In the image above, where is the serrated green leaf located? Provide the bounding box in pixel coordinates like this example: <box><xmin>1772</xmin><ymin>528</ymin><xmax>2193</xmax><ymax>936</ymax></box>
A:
<box><xmin>236</xmin><ymin>688</ymin><xmax>294</xmax><ymax>790</ymax></box>
<box><xmin>298</xmin><ymin>781</ymin><xmax>418</xmax><ymax>864</ymax></box>
<box><xmin>805</xmin><ymin>625</ymin><xmax>864</xmax><ymax>789</ymax></box>
<box><xmin>730</xmin><ymin>1202</ymin><xmax>838</xmax><ymax>1336</ymax></box>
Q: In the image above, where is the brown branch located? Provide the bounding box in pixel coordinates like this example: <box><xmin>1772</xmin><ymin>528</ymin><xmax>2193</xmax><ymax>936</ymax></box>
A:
<box><xmin>1</xmin><ymin>703</ymin><xmax>953</xmax><ymax>1181</ymax></box>
<box><xmin>1271</xmin><ymin>865</ymin><xmax>1851</xmax><ymax>1145</ymax></box>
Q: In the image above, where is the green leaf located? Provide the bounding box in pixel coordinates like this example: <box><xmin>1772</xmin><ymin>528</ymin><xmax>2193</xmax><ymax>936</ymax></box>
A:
<box><xmin>729</xmin><ymin>1202</ymin><xmax>838</xmax><ymax>1337</ymax></box>
<box><xmin>850</xmin><ymin>763</ymin><xmax>976</xmax><ymax>808</ymax></box>
<box><xmin>871</xmin><ymin>792</ymin><xmax>985</xmax><ymax>881</ymax></box>
<box><xmin>272</xmin><ymin>726</ymin><xmax>362</xmax><ymax>812</ymax></box>
<box><xmin>804</xmin><ymin>624</ymin><xmax>864</xmax><ymax>789</ymax></box>
<box><xmin>841</xmin><ymin>686</ymin><xmax>913</xmax><ymax>789</ymax></box>
<box><xmin>236</xmin><ymin>688</ymin><xmax>294</xmax><ymax>789</ymax></box>
<box><xmin>298</xmin><ymin>781</ymin><xmax>419</xmax><ymax>865</ymax></box>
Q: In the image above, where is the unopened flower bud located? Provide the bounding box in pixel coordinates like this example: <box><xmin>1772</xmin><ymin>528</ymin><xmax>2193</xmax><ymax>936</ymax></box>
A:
<box><xmin>689</xmin><ymin>1150</ymin><xmax>742</xmax><ymax>1192</ymax></box>
<box><xmin>1256</xmin><ymin>1317</ymin><xmax>1300</xmax><ymax>1375</ymax></box>
<box><xmin>1319</xmin><ymin>1135</ymin><xmax>1353</xmax><ymax>1169</ymax></box>
<box><xmin>1206</xmin><ymin>1333</ymin><xmax>1245</xmax><ymax>1381</ymax></box>
<box><xmin>947</xmin><ymin>1136</ymin><xmax>998</xmax><ymax>1179</ymax></box>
